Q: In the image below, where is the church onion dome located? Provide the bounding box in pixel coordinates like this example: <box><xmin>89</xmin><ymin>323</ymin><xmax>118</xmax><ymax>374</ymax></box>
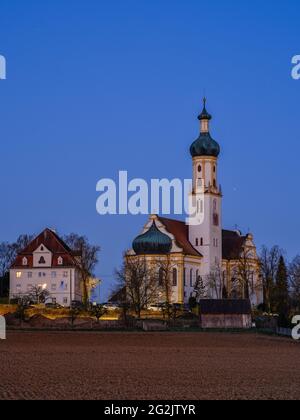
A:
<box><xmin>198</xmin><ymin>103</ymin><xmax>212</xmax><ymax>121</ymax></box>
<box><xmin>190</xmin><ymin>132</ymin><xmax>220</xmax><ymax>158</ymax></box>
<box><xmin>190</xmin><ymin>98</ymin><xmax>220</xmax><ymax>158</ymax></box>
<box><xmin>133</xmin><ymin>222</ymin><xmax>172</xmax><ymax>255</ymax></box>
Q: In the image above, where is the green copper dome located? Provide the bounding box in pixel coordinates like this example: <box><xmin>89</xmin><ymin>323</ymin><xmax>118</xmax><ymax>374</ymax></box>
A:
<box><xmin>133</xmin><ymin>222</ymin><xmax>172</xmax><ymax>255</ymax></box>
<box><xmin>190</xmin><ymin>99</ymin><xmax>220</xmax><ymax>158</ymax></box>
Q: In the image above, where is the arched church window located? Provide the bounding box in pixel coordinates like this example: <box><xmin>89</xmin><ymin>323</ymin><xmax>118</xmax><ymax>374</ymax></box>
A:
<box><xmin>200</xmin><ymin>238</ymin><xmax>204</xmax><ymax>246</ymax></box>
<box><xmin>198</xmin><ymin>165</ymin><xmax>202</xmax><ymax>173</ymax></box>
<box><xmin>213</xmin><ymin>199</ymin><xmax>217</xmax><ymax>211</ymax></box>
<box><xmin>213</xmin><ymin>165</ymin><xmax>216</xmax><ymax>173</ymax></box>
<box><xmin>213</xmin><ymin>179</ymin><xmax>217</xmax><ymax>188</ymax></box>
<box><xmin>196</xmin><ymin>239</ymin><xmax>199</xmax><ymax>247</ymax></box>
<box><xmin>172</xmin><ymin>268</ymin><xmax>178</xmax><ymax>287</ymax></box>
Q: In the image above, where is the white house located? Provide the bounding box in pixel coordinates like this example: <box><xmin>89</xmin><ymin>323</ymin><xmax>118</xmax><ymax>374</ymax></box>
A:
<box><xmin>10</xmin><ymin>229</ymin><xmax>83</xmax><ymax>306</ymax></box>
<box><xmin>128</xmin><ymin>100</ymin><xmax>263</xmax><ymax>307</ymax></box>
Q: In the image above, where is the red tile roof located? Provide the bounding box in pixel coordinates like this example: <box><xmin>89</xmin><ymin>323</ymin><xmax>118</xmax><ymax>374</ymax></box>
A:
<box><xmin>158</xmin><ymin>217</ymin><xmax>202</xmax><ymax>257</ymax></box>
<box><xmin>222</xmin><ymin>229</ymin><xmax>246</xmax><ymax>260</ymax></box>
<box><xmin>11</xmin><ymin>229</ymin><xmax>80</xmax><ymax>269</ymax></box>
<box><xmin>157</xmin><ymin>217</ymin><xmax>246</xmax><ymax>261</ymax></box>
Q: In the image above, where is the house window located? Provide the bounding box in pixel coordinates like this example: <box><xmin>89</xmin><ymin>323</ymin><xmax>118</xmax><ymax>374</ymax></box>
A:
<box><xmin>58</xmin><ymin>257</ymin><xmax>63</xmax><ymax>266</ymax></box>
<box><xmin>22</xmin><ymin>257</ymin><xmax>28</xmax><ymax>266</ymax></box>
<box><xmin>27</xmin><ymin>272</ymin><xmax>33</xmax><ymax>279</ymax></box>
<box><xmin>16</xmin><ymin>284</ymin><xmax>21</xmax><ymax>292</ymax></box>
<box><xmin>63</xmin><ymin>298</ymin><xmax>68</xmax><ymax>305</ymax></box>
<box><xmin>16</xmin><ymin>272</ymin><xmax>22</xmax><ymax>279</ymax></box>
<box><xmin>51</xmin><ymin>272</ymin><xmax>57</xmax><ymax>278</ymax></box>
<box><xmin>39</xmin><ymin>256</ymin><xmax>46</xmax><ymax>264</ymax></box>
<box><xmin>172</xmin><ymin>268</ymin><xmax>178</xmax><ymax>287</ymax></box>
<box><xmin>51</xmin><ymin>284</ymin><xmax>57</xmax><ymax>292</ymax></box>
<box><xmin>158</xmin><ymin>268</ymin><xmax>164</xmax><ymax>286</ymax></box>
<box><xmin>27</xmin><ymin>284</ymin><xmax>33</xmax><ymax>292</ymax></box>
<box><xmin>190</xmin><ymin>269</ymin><xmax>193</xmax><ymax>287</ymax></box>
<box><xmin>63</xmin><ymin>271</ymin><xmax>68</xmax><ymax>278</ymax></box>
<box><xmin>60</xmin><ymin>281</ymin><xmax>68</xmax><ymax>291</ymax></box>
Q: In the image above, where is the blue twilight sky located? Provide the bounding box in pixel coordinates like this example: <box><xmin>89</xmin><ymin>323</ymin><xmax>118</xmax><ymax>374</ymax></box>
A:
<box><xmin>0</xmin><ymin>0</ymin><xmax>299</xmax><ymax>301</ymax></box>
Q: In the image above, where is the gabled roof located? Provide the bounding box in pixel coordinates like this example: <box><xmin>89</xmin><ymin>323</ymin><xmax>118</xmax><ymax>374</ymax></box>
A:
<box><xmin>157</xmin><ymin>217</ymin><xmax>202</xmax><ymax>257</ymax></box>
<box><xmin>222</xmin><ymin>229</ymin><xmax>247</xmax><ymax>260</ymax></box>
<box><xmin>10</xmin><ymin>229</ymin><xmax>80</xmax><ymax>269</ymax></box>
<box><xmin>20</xmin><ymin>229</ymin><xmax>72</xmax><ymax>255</ymax></box>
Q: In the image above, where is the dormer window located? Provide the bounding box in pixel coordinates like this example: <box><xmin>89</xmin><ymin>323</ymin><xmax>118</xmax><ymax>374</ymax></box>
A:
<box><xmin>22</xmin><ymin>257</ymin><xmax>28</xmax><ymax>266</ymax></box>
<box><xmin>58</xmin><ymin>257</ymin><xmax>63</xmax><ymax>266</ymax></box>
<box><xmin>39</xmin><ymin>256</ymin><xmax>46</xmax><ymax>264</ymax></box>
<box><xmin>41</xmin><ymin>246</ymin><xmax>44</xmax><ymax>251</ymax></box>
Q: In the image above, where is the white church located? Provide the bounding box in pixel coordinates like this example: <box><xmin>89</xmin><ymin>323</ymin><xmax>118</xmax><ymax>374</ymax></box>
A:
<box><xmin>127</xmin><ymin>100</ymin><xmax>263</xmax><ymax>307</ymax></box>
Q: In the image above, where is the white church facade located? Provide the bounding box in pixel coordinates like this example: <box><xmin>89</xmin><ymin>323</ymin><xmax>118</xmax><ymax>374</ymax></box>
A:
<box><xmin>127</xmin><ymin>100</ymin><xmax>263</xmax><ymax>307</ymax></box>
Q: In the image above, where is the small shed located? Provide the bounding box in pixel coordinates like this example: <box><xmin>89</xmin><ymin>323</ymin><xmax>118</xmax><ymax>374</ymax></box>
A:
<box><xmin>199</xmin><ymin>300</ymin><xmax>252</xmax><ymax>329</ymax></box>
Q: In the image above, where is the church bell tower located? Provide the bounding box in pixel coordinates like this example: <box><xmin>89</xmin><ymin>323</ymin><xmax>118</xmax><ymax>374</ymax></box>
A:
<box><xmin>188</xmin><ymin>99</ymin><xmax>223</xmax><ymax>278</ymax></box>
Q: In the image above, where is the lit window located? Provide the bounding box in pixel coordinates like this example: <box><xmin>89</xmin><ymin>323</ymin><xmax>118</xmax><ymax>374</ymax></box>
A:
<box><xmin>16</xmin><ymin>272</ymin><xmax>22</xmax><ymax>279</ymax></box>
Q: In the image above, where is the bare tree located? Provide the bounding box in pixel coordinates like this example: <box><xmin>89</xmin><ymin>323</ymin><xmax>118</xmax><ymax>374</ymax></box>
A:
<box><xmin>0</xmin><ymin>235</ymin><xmax>33</xmax><ymax>297</ymax></box>
<box><xmin>155</xmin><ymin>257</ymin><xmax>177</xmax><ymax>319</ymax></box>
<box><xmin>64</xmin><ymin>234</ymin><xmax>101</xmax><ymax>307</ymax></box>
<box><xmin>0</xmin><ymin>235</ymin><xmax>33</xmax><ymax>278</ymax></box>
<box><xmin>28</xmin><ymin>286</ymin><xmax>50</xmax><ymax>305</ymax></box>
<box><xmin>234</xmin><ymin>248</ymin><xmax>255</xmax><ymax>299</ymax></box>
<box><xmin>207</xmin><ymin>264</ymin><xmax>223</xmax><ymax>299</ymax></box>
<box><xmin>193</xmin><ymin>274</ymin><xmax>207</xmax><ymax>300</ymax></box>
<box><xmin>116</xmin><ymin>256</ymin><xmax>159</xmax><ymax>319</ymax></box>
<box><xmin>260</xmin><ymin>246</ymin><xmax>282</xmax><ymax>313</ymax></box>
